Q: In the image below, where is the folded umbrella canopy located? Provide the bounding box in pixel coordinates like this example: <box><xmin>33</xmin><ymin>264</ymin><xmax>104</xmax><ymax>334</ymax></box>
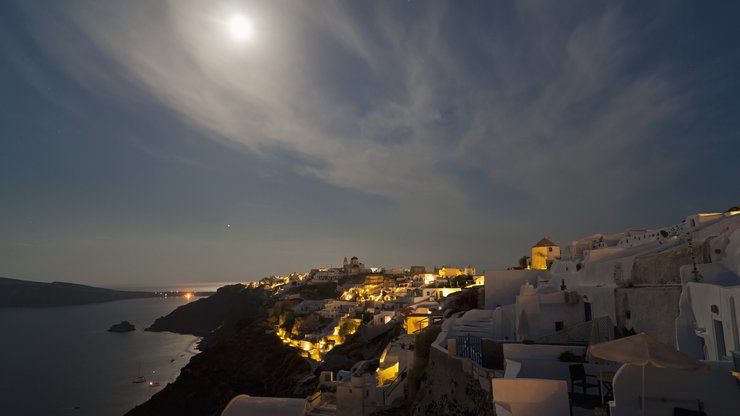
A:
<box><xmin>588</xmin><ymin>332</ymin><xmax>709</xmax><ymax>416</ymax></box>
<box><xmin>517</xmin><ymin>309</ymin><xmax>530</xmax><ymax>341</ymax></box>
<box><xmin>588</xmin><ymin>332</ymin><xmax>708</xmax><ymax>370</ymax></box>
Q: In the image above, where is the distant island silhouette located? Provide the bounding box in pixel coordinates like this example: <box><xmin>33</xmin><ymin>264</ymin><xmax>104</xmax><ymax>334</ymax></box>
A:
<box><xmin>108</xmin><ymin>320</ymin><xmax>136</xmax><ymax>332</ymax></box>
<box><xmin>0</xmin><ymin>277</ymin><xmax>156</xmax><ymax>307</ymax></box>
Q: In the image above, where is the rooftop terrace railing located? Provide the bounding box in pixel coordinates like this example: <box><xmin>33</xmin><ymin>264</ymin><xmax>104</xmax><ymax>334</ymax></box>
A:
<box><xmin>456</xmin><ymin>335</ymin><xmax>483</xmax><ymax>366</ymax></box>
<box><xmin>382</xmin><ymin>369</ymin><xmax>407</xmax><ymax>405</ymax></box>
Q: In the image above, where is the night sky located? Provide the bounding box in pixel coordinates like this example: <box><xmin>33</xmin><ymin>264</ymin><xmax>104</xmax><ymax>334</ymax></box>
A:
<box><xmin>1</xmin><ymin>1</ymin><xmax>738</xmax><ymax>286</ymax></box>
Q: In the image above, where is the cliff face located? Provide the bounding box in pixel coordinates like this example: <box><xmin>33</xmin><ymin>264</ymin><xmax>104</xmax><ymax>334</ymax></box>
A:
<box><xmin>0</xmin><ymin>277</ymin><xmax>154</xmax><ymax>307</ymax></box>
<box><xmin>147</xmin><ymin>284</ymin><xmax>266</xmax><ymax>347</ymax></box>
<box><xmin>126</xmin><ymin>321</ymin><xmax>312</xmax><ymax>416</ymax></box>
<box><xmin>132</xmin><ymin>286</ymin><xmax>404</xmax><ymax>416</ymax></box>
<box><xmin>127</xmin><ymin>284</ymin><xmax>313</xmax><ymax>416</ymax></box>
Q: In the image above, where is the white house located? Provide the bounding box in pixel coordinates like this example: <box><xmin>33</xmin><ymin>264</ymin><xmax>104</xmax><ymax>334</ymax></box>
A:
<box><xmin>320</xmin><ymin>300</ymin><xmax>356</xmax><ymax>319</ymax></box>
<box><xmin>371</xmin><ymin>311</ymin><xmax>396</xmax><ymax>326</ymax></box>
<box><xmin>484</xmin><ymin>269</ymin><xmax>550</xmax><ymax>309</ymax></box>
<box><xmin>293</xmin><ymin>300</ymin><xmax>328</xmax><ymax>315</ymax></box>
<box><xmin>676</xmin><ymin>221</ymin><xmax>740</xmax><ymax>360</ymax></box>
<box><xmin>513</xmin><ymin>282</ymin><xmax>586</xmax><ymax>341</ymax></box>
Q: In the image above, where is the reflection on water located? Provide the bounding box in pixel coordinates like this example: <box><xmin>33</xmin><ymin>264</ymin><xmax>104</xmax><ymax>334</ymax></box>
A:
<box><xmin>0</xmin><ymin>297</ymin><xmax>200</xmax><ymax>416</ymax></box>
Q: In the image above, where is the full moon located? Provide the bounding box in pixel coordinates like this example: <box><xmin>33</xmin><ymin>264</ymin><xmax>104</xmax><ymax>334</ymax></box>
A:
<box><xmin>228</xmin><ymin>15</ymin><xmax>254</xmax><ymax>41</ymax></box>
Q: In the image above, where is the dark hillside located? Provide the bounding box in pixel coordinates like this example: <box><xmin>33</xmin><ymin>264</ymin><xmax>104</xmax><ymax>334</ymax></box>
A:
<box><xmin>0</xmin><ymin>277</ymin><xmax>154</xmax><ymax>307</ymax></box>
<box><xmin>147</xmin><ymin>284</ymin><xmax>266</xmax><ymax>347</ymax></box>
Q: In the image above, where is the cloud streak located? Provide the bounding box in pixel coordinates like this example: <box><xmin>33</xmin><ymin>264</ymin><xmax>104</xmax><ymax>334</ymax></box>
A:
<box><xmin>17</xmin><ymin>1</ymin><xmax>692</xmax><ymax>222</ymax></box>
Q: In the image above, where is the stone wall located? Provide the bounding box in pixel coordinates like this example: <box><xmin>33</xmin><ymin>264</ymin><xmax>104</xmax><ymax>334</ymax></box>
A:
<box><xmin>614</xmin><ymin>287</ymin><xmax>682</xmax><ymax>346</ymax></box>
<box><xmin>630</xmin><ymin>247</ymin><xmax>696</xmax><ymax>285</ymax></box>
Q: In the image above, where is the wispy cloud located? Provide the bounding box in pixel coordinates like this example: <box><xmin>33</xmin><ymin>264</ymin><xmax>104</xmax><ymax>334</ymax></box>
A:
<box><xmin>17</xmin><ymin>0</ymin><xmax>689</xmax><ymax>219</ymax></box>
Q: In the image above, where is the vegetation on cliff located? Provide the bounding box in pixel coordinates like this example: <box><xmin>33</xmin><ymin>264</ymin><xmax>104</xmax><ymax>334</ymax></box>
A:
<box><xmin>284</xmin><ymin>281</ymin><xmax>338</xmax><ymax>300</ymax></box>
<box><xmin>316</xmin><ymin>321</ymin><xmax>402</xmax><ymax>375</ymax></box>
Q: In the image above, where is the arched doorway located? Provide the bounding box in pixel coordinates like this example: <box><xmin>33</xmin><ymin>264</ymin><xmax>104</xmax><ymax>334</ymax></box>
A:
<box><xmin>730</xmin><ymin>296</ymin><xmax>739</xmax><ymax>351</ymax></box>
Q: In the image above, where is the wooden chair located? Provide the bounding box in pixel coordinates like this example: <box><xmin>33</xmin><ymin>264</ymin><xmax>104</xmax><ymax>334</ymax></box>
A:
<box><xmin>568</xmin><ymin>364</ymin><xmax>600</xmax><ymax>395</ymax></box>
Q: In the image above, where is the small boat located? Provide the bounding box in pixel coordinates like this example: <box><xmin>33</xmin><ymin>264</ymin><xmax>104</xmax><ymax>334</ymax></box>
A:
<box><xmin>133</xmin><ymin>363</ymin><xmax>146</xmax><ymax>383</ymax></box>
<box><xmin>148</xmin><ymin>381</ymin><xmax>160</xmax><ymax>387</ymax></box>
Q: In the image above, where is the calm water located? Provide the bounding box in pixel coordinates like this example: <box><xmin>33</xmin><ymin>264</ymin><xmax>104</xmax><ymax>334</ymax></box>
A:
<box><xmin>0</xmin><ymin>297</ymin><xmax>201</xmax><ymax>416</ymax></box>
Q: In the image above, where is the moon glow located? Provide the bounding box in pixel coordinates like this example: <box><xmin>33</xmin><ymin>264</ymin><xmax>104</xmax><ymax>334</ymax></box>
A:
<box><xmin>228</xmin><ymin>15</ymin><xmax>254</xmax><ymax>41</ymax></box>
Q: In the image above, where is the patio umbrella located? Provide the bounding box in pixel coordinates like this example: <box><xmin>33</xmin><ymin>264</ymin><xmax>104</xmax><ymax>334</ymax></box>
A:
<box><xmin>588</xmin><ymin>317</ymin><xmax>613</xmax><ymax>348</ymax></box>
<box><xmin>587</xmin><ymin>332</ymin><xmax>709</xmax><ymax>416</ymax></box>
<box><xmin>586</xmin><ymin>317</ymin><xmax>613</xmax><ymax>407</ymax></box>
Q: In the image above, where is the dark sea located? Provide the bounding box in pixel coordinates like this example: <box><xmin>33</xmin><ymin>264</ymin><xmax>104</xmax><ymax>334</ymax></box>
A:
<box><xmin>0</xmin><ymin>293</ymin><xmax>214</xmax><ymax>416</ymax></box>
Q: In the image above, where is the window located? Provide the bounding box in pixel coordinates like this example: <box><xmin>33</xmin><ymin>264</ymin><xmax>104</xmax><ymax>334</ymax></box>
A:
<box><xmin>555</xmin><ymin>321</ymin><xmax>564</xmax><ymax>331</ymax></box>
<box><xmin>730</xmin><ymin>297</ymin><xmax>739</xmax><ymax>350</ymax></box>
<box><xmin>714</xmin><ymin>319</ymin><xmax>726</xmax><ymax>359</ymax></box>
<box><xmin>548</xmin><ymin>247</ymin><xmax>553</xmax><ymax>252</ymax></box>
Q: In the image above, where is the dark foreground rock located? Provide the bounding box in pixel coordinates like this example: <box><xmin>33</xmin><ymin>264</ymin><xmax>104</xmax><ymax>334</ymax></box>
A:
<box><xmin>0</xmin><ymin>277</ymin><xmax>155</xmax><ymax>307</ymax></box>
<box><xmin>108</xmin><ymin>321</ymin><xmax>135</xmax><ymax>332</ymax></box>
